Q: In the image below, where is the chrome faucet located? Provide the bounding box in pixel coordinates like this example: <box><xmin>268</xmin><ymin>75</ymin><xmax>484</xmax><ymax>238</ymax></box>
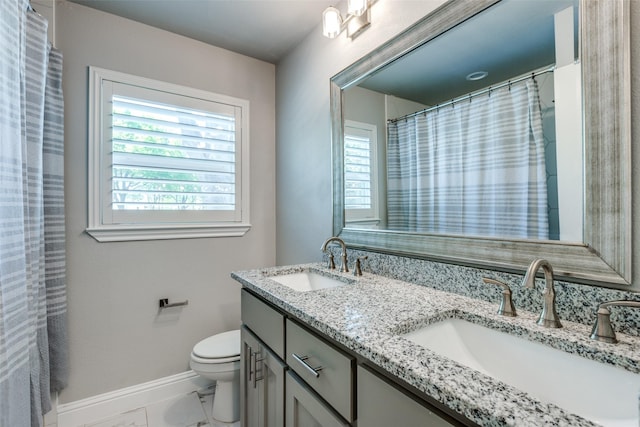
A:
<box><xmin>320</xmin><ymin>237</ymin><xmax>348</xmax><ymax>273</ymax></box>
<box><xmin>590</xmin><ymin>300</ymin><xmax>640</xmax><ymax>343</ymax></box>
<box><xmin>522</xmin><ymin>259</ymin><xmax>562</xmax><ymax>328</ymax></box>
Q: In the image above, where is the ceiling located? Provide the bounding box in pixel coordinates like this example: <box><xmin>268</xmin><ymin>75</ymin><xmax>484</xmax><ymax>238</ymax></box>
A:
<box><xmin>358</xmin><ymin>0</ymin><xmax>579</xmax><ymax>106</ymax></box>
<box><xmin>67</xmin><ymin>0</ymin><xmax>579</xmax><ymax>104</ymax></box>
<box><xmin>67</xmin><ymin>0</ymin><xmax>335</xmax><ymax>63</ymax></box>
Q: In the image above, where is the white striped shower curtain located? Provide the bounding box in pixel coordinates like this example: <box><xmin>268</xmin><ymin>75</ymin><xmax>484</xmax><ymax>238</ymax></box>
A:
<box><xmin>387</xmin><ymin>79</ymin><xmax>549</xmax><ymax>240</ymax></box>
<box><xmin>0</xmin><ymin>1</ymin><xmax>68</xmax><ymax>426</ymax></box>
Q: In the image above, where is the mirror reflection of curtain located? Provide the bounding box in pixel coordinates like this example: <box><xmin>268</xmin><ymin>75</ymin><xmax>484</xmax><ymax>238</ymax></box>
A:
<box><xmin>387</xmin><ymin>79</ymin><xmax>548</xmax><ymax>239</ymax></box>
<box><xmin>0</xmin><ymin>1</ymin><xmax>68</xmax><ymax>426</ymax></box>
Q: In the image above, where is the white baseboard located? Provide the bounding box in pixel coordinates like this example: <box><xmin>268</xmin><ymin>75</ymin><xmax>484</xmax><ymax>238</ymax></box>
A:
<box><xmin>57</xmin><ymin>370</ymin><xmax>213</xmax><ymax>427</ymax></box>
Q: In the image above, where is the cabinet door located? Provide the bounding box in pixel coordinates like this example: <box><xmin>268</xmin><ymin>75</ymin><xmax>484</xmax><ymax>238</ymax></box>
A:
<box><xmin>242</xmin><ymin>326</ymin><xmax>262</xmax><ymax>427</ymax></box>
<box><xmin>357</xmin><ymin>365</ymin><xmax>459</xmax><ymax>427</ymax></box>
<box><xmin>285</xmin><ymin>371</ymin><xmax>349</xmax><ymax>427</ymax></box>
<box><xmin>242</xmin><ymin>326</ymin><xmax>286</xmax><ymax>427</ymax></box>
<box><xmin>257</xmin><ymin>338</ymin><xmax>286</xmax><ymax>427</ymax></box>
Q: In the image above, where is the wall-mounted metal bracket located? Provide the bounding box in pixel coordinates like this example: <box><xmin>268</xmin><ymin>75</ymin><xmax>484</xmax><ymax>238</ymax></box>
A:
<box><xmin>159</xmin><ymin>298</ymin><xmax>189</xmax><ymax>309</ymax></box>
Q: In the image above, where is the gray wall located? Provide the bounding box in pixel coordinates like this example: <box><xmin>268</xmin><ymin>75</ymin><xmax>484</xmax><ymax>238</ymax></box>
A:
<box><xmin>275</xmin><ymin>0</ymin><xmax>640</xmax><ymax>293</ymax></box>
<box><xmin>56</xmin><ymin>1</ymin><xmax>276</xmax><ymax>402</ymax></box>
<box><xmin>276</xmin><ymin>0</ymin><xmax>448</xmax><ymax>265</ymax></box>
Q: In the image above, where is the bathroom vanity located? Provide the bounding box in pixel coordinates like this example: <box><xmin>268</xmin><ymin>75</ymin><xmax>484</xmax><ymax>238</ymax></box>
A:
<box><xmin>239</xmin><ymin>286</ymin><xmax>461</xmax><ymax>427</ymax></box>
<box><xmin>233</xmin><ymin>263</ymin><xmax>640</xmax><ymax>427</ymax></box>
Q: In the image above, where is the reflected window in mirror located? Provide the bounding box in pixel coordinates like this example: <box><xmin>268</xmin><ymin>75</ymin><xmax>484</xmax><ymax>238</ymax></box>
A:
<box><xmin>344</xmin><ymin>120</ymin><xmax>380</xmax><ymax>228</ymax></box>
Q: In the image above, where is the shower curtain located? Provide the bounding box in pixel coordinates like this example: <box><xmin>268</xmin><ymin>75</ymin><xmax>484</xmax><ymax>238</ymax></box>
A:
<box><xmin>0</xmin><ymin>1</ymin><xmax>68</xmax><ymax>426</ymax></box>
<box><xmin>387</xmin><ymin>79</ymin><xmax>549</xmax><ymax>239</ymax></box>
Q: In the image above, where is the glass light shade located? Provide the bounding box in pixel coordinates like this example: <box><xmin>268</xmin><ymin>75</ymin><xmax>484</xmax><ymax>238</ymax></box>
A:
<box><xmin>322</xmin><ymin>6</ymin><xmax>342</xmax><ymax>38</ymax></box>
<box><xmin>347</xmin><ymin>0</ymin><xmax>367</xmax><ymax>17</ymax></box>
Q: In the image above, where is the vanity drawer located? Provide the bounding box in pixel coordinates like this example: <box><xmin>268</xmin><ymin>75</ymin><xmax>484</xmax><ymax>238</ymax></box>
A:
<box><xmin>285</xmin><ymin>319</ymin><xmax>354</xmax><ymax>422</ymax></box>
<box><xmin>241</xmin><ymin>289</ymin><xmax>285</xmax><ymax>359</ymax></box>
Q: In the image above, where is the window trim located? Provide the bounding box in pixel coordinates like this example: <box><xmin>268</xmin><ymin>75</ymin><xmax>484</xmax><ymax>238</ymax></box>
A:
<box><xmin>86</xmin><ymin>66</ymin><xmax>251</xmax><ymax>242</ymax></box>
<box><xmin>344</xmin><ymin>120</ymin><xmax>380</xmax><ymax>224</ymax></box>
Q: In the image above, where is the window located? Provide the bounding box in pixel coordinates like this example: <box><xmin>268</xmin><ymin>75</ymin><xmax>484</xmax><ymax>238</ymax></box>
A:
<box><xmin>87</xmin><ymin>67</ymin><xmax>250</xmax><ymax>242</ymax></box>
<box><xmin>344</xmin><ymin>120</ymin><xmax>378</xmax><ymax>223</ymax></box>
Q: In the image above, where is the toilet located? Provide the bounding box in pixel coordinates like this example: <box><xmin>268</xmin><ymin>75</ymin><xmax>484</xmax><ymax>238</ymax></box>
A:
<box><xmin>190</xmin><ymin>329</ymin><xmax>241</xmax><ymax>422</ymax></box>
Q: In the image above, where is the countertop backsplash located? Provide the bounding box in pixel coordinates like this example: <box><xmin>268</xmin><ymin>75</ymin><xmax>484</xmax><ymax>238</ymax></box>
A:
<box><xmin>325</xmin><ymin>248</ymin><xmax>640</xmax><ymax>337</ymax></box>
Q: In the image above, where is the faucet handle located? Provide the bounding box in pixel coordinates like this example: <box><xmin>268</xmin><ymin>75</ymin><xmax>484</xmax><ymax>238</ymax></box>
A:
<box><xmin>326</xmin><ymin>252</ymin><xmax>336</xmax><ymax>270</ymax></box>
<box><xmin>482</xmin><ymin>277</ymin><xmax>517</xmax><ymax>317</ymax></box>
<box><xmin>590</xmin><ymin>300</ymin><xmax>640</xmax><ymax>344</ymax></box>
<box><xmin>353</xmin><ymin>256</ymin><xmax>368</xmax><ymax>276</ymax></box>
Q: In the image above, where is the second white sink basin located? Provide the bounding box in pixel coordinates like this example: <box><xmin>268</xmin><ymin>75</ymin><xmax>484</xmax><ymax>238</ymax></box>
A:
<box><xmin>404</xmin><ymin>318</ymin><xmax>640</xmax><ymax>426</ymax></box>
<box><xmin>269</xmin><ymin>270</ymin><xmax>350</xmax><ymax>292</ymax></box>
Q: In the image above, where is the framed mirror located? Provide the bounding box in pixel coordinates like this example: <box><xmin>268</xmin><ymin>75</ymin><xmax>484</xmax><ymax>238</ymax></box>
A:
<box><xmin>331</xmin><ymin>0</ymin><xmax>631</xmax><ymax>286</ymax></box>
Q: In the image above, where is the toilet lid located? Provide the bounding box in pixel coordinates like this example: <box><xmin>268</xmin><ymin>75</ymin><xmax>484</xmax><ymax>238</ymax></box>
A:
<box><xmin>193</xmin><ymin>329</ymin><xmax>240</xmax><ymax>359</ymax></box>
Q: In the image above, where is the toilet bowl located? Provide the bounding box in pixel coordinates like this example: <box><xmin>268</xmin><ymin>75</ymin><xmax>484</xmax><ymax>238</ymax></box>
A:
<box><xmin>190</xmin><ymin>329</ymin><xmax>241</xmax><ymax>423</ymax></box>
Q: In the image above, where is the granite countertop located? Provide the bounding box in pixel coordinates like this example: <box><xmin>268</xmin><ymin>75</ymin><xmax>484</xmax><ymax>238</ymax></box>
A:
<box><xmin>231</xmin><ymin>263</ymin><xmax>640</xmax><ymax>427</ymax></box>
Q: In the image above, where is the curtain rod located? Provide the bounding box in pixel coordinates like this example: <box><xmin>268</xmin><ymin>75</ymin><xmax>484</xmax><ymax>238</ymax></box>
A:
<box><xmin>388</xmin><ymin>64</ymin><xmax>556</xmax><ymax>124</ymax></box>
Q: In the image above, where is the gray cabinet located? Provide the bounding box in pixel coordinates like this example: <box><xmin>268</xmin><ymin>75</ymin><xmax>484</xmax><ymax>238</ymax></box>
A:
<box><xmin>241</xmin><ymin>289</ymin><xmax>284</xmax><ymax>358</ymax></box>
<box><xmin>241</xmin><ymin>326</ymin><xmax>286</xmax><ymax>427</ymax></box>
<box><xmin>357</xmin><ymin>365</ymin><xmax>458</xmax><ymax>427</ymax></box>
<box><xmin>241</xmin><ymin>289</ymin><xmax>469</xmax><ymax>427</ymax></box>
<box><xmin>286</xmin><ymin>319</ymin><xmax>354</xmax><ymax>423</ymax></box>
<box><xmin>285</xmin><ymin>371</ymin><xmax>349</xmax><ymax>427</ymax></box>
<box><xmin>241</xmin><ymin>290</ymin><xmax>287</xmax><ymax>427</ymax></box>
<box><xmin>241</xmin><ymin>326</ymin><xmax>261</xmax><ymax>426</ymax></box>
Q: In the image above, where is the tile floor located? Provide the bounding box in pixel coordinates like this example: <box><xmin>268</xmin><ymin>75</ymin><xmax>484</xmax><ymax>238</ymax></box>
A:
<box><xmin>81</xmin><ymin>388</ymin><xmax>240</xmax><ymax>427</ymax></box>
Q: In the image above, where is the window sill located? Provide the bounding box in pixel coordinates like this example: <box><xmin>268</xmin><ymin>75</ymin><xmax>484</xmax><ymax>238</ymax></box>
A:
<box><xmin>345</xmin><ymin>218</ymin><xmax>381</xmax><ymax>225</ymax></box>
<box><xmin>86</xmin><ymin>223</ymin><xmax>251</xmax><ymax>242</ymax></box>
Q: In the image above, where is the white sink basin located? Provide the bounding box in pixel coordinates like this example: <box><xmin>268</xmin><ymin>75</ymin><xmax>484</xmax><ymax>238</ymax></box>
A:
<box><xmin>269</xmin><ymin>270</ymin><xmax>349</xmax><ymax>292</ymax></box>
<box><xmin>403</xmin><ymin>318</ymin><xmax>640</xmax><ymax>426</ymax></box>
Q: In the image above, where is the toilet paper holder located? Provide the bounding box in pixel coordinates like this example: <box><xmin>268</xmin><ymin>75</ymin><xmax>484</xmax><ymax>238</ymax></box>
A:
<box><xmin>159</xmin><ymin>298</ymin><xmax>189</xmax><ymax>309</ymax></box>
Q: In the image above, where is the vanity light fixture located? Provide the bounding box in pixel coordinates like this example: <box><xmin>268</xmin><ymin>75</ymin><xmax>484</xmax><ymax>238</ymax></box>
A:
<box><xmin>322</xmin><ymin>1</ymin><xmax>372</xmax><ymax>39</ymax></box>
<box><xmin>348</xmin><ymin>0</ymin><xmax>367</xmax><ymax>16</ymax></box>
<box><xmin>322</xmin><ymin>6</ymin><xmax>343</xmax><ymax>38</ymax></box>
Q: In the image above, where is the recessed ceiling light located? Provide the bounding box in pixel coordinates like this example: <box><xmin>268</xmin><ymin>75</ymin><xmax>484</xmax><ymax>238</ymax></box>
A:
<box><xmin>466</xmin><ymin>71</ymin><xmax>488</xmax><ymax>81</ymax></box>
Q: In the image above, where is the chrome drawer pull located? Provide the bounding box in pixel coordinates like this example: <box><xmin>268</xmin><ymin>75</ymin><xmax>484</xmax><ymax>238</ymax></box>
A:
<box><xmin>292</xmin><ymin>353</ymin><xmax>323</xmax><ymax>378</ymax></box>
<box><xmin>248</xmin><ymin>349</ymin><xmax>254</xmax><ymax>382</ymax></box>
<box><xmin>254</xmin><ymin>351</ymin><xmax>265</xmax><ymax>387</ymax></box>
